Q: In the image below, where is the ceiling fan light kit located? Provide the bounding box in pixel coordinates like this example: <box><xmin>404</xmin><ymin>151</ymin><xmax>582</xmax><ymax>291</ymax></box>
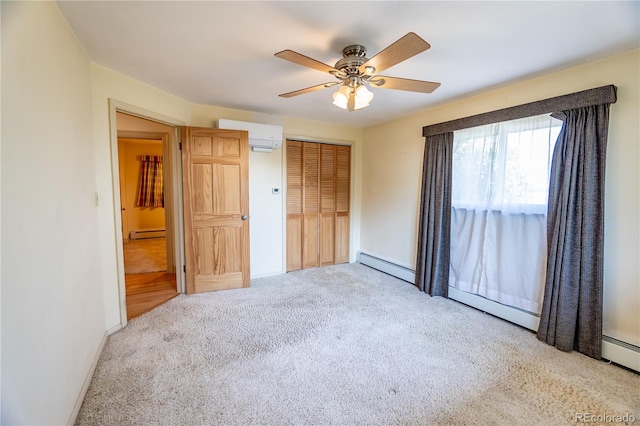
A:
<box><xmin>275</xmin><ymin>32</ymin><xmax>441</xmax><ymax>112</ymax></box>
<box><xmin>332</xmin><ymin>85</ymin><xmax>351</xmax><ymax>109</ymax></box>
<box><xmin>332</xmin><ymin>80</ymin><xmax>374</xmax><ymax>110</ymax></box>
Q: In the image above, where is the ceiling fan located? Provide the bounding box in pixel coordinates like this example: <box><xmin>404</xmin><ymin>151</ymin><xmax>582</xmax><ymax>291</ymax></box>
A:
<box><xmin>275</xmin><ymin>32</ymin><xmax>440</xmax><ymax>112</ymax></box>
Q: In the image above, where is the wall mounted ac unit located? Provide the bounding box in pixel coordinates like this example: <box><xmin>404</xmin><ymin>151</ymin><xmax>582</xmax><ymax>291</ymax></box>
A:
<box><xmin>217</xmin><ymin>119</ymin><xmax>283</xmax><ymax>153</ymax></box>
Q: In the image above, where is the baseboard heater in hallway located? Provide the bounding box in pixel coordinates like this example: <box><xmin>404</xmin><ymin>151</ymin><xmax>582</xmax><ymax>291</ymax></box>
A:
<box><xmin>130</xmin><ymin>228</ymin><xmax>166</xmax><ymax>240</ymax></box>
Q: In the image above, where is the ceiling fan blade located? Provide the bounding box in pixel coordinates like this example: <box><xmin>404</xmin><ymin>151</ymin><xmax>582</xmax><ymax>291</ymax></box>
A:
<box><xmin>373</xmin><ymin>76</ymin><xmax>441</xmax><ymax>93</ymax></box>
<box><xmin>275</xmin><ymin>50</ymin><xmax>339</xmax><ymax>74</ymax></box>
<box><xmin>360</xmin><ymin>32</ymin><xmax>431</xmax><ymax>75</ymax></box>
<box><xmin>278</xmin><ymin>82</ymin><xmax>337</xmax><ymax>98</ymax></box>
<box><xmin>347</xmin><ymin>91</ymin><xmax>356</xmax><ymax>112</ymax></box>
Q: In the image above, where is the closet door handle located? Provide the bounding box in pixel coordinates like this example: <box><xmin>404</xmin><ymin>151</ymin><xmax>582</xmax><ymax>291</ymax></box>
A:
<box><xmin>241</xmin><ymin>215</ymin><xmax>248</xmax><ymax>220</ymax></box>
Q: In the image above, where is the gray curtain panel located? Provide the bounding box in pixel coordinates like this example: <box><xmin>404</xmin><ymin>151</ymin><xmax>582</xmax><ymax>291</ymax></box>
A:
<box><xmin>415</xmin><ymin>132</ymin><xmax>453</xmax><ymax>297</ymax></box>
<box><xmin>537</xmin><ymin>104</ymin><xmax>611</xmax><ymax>360</ymax></box>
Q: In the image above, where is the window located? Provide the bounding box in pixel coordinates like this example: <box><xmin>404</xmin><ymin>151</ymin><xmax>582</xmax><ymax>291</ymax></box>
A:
<box><xmin>449</xmin><ymin>114</ymin><xmax>562</xmax><ymax>314</ymax></box>
<box><xmin>452</xmin><ymin>114</ymin><xmax>562</xmax><ymax>214</ymax></box>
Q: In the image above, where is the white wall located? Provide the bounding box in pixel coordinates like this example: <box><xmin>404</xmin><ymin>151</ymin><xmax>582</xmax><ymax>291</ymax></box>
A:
<box><xmin>1</xmin><ymin>2</ymin><xmax>106</xmax><ymax>424</ymax></box>
<box><xmin>361</xmin><ymin>49</ymin><xmax>640</xmax><ymax>347</ymax></box>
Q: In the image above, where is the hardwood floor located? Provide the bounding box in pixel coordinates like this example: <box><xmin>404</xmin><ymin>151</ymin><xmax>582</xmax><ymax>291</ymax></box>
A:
<box><xmin>125</xmin><ymin>272</ymin><xmax>178</xmax><ymax>320</ymax></box>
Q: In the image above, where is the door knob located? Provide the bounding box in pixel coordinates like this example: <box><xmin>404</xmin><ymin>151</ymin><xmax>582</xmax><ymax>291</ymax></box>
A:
<box><xmin>241</xmin><ymin>215</ymin><xmax>248</xmax><ymax>220</ymax></box>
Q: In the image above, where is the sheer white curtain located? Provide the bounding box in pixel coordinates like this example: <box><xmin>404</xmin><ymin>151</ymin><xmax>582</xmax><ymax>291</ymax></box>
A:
<box><xmin>449</xmin><ymin>114</ymin><xmax>562</xmax><ymax>314</ymax></box>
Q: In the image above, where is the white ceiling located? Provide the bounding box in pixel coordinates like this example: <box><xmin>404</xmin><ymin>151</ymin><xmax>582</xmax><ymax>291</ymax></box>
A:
<box><xmin>57</xmin><ymin>1</ymin><xmax>639</xmax><ymax>128</ymax></box>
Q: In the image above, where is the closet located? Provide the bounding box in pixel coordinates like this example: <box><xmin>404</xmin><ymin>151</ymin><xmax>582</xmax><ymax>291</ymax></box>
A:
<box><xmin>286</xmin><ymin>140</ymin><xmax>350</xmax><ymax>272</ymax></box>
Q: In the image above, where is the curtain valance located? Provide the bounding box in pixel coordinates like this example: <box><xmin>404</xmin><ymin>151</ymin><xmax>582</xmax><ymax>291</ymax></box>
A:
<box><xmin>422</xmin><ymin>85</ymin><xmax>616</xmax><ymax>137</ymax></box>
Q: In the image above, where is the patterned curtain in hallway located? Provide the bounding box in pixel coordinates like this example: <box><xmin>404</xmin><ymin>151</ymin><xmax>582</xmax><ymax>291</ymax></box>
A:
<box><xmin>136</xmin><ymin>155</ymin><xmax>164</xmax><ymax>208</ymax></box>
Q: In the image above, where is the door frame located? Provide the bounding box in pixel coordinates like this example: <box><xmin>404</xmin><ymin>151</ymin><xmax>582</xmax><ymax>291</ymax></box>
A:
<box><xmin>108</xmin><ymin>99</ymin><xmax>186</xmax><ymax>327</ymax></box>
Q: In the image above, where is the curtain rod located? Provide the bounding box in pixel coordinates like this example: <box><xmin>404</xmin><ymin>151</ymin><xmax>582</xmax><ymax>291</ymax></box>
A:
<box><xmin>423</xmin><ymin>84</ymin><xmax>617</xmax><ymax>137</ymax></box>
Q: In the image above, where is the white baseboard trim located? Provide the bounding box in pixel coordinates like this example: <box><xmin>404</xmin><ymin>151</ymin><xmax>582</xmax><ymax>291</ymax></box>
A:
<box><xmin>251</xmin><ymin>270</ymin><xmax>284</xmax><ymax>280</ymax></box>
<box><xmin>357</xmin><ymin>251</ymin><xmax>639</xmax><ymax>373</ymax></box>
<box><xmin>67</xmin><ymin>331</ymin><xmax>108</xmax><ymax>425</ymax></box>
<box><xmin>107</xmin><ymin>324</ymin><xmax>122</xmax><ymax>335</ymax></box>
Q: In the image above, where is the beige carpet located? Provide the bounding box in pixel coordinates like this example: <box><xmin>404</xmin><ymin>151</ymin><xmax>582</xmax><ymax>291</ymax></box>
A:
<box><xmin>76</xmin><ymin>264</ymin><xmax>639</xmax><ymax>425</ymax></box>
<box><xmin>123</xmin><ymin>237</ymin><xmax>167</xmax><ymax>274</ymax></box>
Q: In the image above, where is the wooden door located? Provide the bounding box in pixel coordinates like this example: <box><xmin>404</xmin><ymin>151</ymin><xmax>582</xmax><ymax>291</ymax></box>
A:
<box><xmin>181</xmin><ymin>127</ymin><xmax>250</xmax><ymax>293</ymax></box>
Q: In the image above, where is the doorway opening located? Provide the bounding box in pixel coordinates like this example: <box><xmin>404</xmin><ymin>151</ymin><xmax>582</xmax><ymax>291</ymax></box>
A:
<box><xmin>114</xmin><ymin>111</ymin><xmax>182</xmax><ymax>320</ymax></box>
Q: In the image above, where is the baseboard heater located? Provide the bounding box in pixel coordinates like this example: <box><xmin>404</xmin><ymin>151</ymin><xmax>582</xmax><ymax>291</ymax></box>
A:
<box><xmin>129</xmin><ymin>228</ymin><xmax>166</xmax><ymax>240</ymax></box>
<box><xmin>357</xmin><ymin>251</ymin><xmax>416</xmax><ymax>283</ymax></box>
<box><xmin>357</xmin><ymin>250</ymin><xmax>640</xmax><ymax>372</ymax></box>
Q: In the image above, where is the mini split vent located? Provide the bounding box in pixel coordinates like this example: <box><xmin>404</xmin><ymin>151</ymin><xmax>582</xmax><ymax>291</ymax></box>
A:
<box><xmin>217</xmin><ymin>119</ymin><xmax>283</xmax><ymax>153</ymax></box>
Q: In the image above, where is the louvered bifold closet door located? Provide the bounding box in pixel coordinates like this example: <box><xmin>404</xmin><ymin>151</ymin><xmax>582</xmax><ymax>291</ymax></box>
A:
<box><xmin>320</xmin><ymin>144</ymin><xmax>336</xmax><ymax>266</ymax></box>
<box><xmin>286</xmin><ymin>140</ymin><xmax>350</xmax><ymax>272</ymax></box>
<box><xmin>302</xmin><ymin>143</ymin><xmax>320</xmax><ymax>269</ymax></box>
<box><xmin>286</xmin><ymin>141</ymin><xmax>303</xmax><ymax>271</ymax></box>
<box><xmin>335</xmin><ymin>145</ymin><xmax>350</xmax><ymax>264</ymax></box>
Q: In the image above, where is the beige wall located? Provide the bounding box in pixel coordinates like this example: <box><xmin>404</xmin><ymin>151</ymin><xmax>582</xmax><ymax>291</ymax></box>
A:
<box><xmin>118</xmin><ymin>139</ymin><xmax>165</xmax><ymax>237</ymax></box>
<box><xmin>361</xmin><ymin>49</ymin><xmax>640</xmax><ymax>347</ymax></box>
<box><xmin>1</xmin><ymin>2</ymin><xmax>106</xmax><ymax>424</ymax></box>
<box><xmin>91</xmin><ymin>64</ymin><xmax>192</xmax><ymax>329</ymax></box>
<box><xmin>4</xmin><ymin>3</ymin><xmax>635</xmax><ymax>423</ymax></box>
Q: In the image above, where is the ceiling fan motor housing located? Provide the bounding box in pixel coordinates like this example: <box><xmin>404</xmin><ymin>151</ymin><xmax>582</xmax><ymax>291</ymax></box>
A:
<box><xmin>334</xmin><ymin>44</ymin><xmax>370</xmax><ymax>76</ymax></box>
